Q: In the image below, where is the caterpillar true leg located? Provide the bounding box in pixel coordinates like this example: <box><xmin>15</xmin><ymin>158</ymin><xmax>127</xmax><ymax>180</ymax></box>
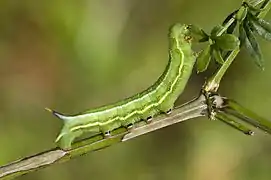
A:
<box><xmin>146</xmin><ymin>116</ymin><xmax>153</xmax><ymax>123</ymax></box>
<box><xmin>126</xmin><ymin>123</ymin><xmax>134</xmax><ymax>130</ymax></box>
<box><xmin>166</xmin><ymin>109</ymin><xmax>172</xmax><ymax>115</ymax></box>
<box><xmin>104</xmin><ymin>131</ymin><xmax>111</xmax><ymax>138</ymax></box>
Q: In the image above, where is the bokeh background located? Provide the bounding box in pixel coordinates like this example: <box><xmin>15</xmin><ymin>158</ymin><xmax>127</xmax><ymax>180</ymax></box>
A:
<box><xmin>1</xmin><ymin>0</ymin><xmax>271</xmax><ymax>180</ymax></box>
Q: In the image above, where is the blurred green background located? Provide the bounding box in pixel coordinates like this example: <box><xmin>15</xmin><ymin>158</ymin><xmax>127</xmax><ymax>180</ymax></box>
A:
<box><xmin>0</xmin><ymin>0</ymin><xmax>271</xmax><ymax>180</ymax></box>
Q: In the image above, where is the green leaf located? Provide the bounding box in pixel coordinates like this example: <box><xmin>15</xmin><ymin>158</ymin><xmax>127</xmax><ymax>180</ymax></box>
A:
<box><xmin>249</xmin><ymin>18</ymin><xmax>271</xmax><ymax>41</ymax></box>
<box><xmin>236</xmin><ymin>6</ymin><xmax>248</xmax><ymax>22</ymax></box>
<box><xmin>248</xmin><ymin>11</ymin><xmax>271</xmax><ymax>31</ymax></box>
<box><xmin>240</xmin><ymin>21</ymin><xmax>264</xmax><ymax>70</ymax></box>
<box><xmin>256</xmin><ymin>18</ymin><xmax>271</xmax><ymax>33</ymax></box>
<box><xmin>239</xmin><ymin>22</ymin><xmax>247</xmax><ymax>46</ymax></box>
<box><xmin>212</xmin><ymin>47</ymin><xmax>224</xmax><ymax>64</ymax></box>
<box><xmin>188</xmin><ymin>24</ymin><xmax>209</xmax><ymax>42</ymax></box>
<box><xmin>196</xmin><ymin>44</ymin><xmax>212</xmax><ymax>73</ymax></box>
<box><xmin>243</xmin><ymin>1</ymin><xmax>262</xmax><ymax>13</ymax></box>
<box><xmin>211</xmin><ymin>25</ymin><xmax>224</xmax><ymax>38</ymax></box>
<box><xmin>248</xmin><ymin>13</ymin><xmax>271</xmax><ymax>41</ymax></box>
<box><xmin>214</xmin><ymin>34</ymin><xmax>240</xmax><ymax>50</ymax></box>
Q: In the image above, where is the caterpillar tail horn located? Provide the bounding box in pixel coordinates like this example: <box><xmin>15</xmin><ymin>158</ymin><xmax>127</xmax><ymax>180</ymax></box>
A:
<box><xmin>45</xmin><ymin>107</ymin><xmax>68</xmax><ymax>120</ymax></box>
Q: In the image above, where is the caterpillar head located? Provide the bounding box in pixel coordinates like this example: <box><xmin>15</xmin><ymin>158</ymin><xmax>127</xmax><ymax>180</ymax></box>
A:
<box><xmin>169</xmin><ymin>23</ymin><xmax>192</xmax><ymax>44</ymax></box>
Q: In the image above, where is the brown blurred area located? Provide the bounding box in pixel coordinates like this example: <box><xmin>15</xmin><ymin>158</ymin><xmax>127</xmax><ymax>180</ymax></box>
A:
<box><xmin>0</xmin><ymin>0</ymin><xmax>271</xmax><ymax>180</ymax></box>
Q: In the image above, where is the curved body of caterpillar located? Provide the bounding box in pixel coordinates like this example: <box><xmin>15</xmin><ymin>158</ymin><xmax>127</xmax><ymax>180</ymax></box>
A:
<box><xmin>48</xmin><ymin>23</ymin><xmax>196</xmax><ymax>150</ymax></box>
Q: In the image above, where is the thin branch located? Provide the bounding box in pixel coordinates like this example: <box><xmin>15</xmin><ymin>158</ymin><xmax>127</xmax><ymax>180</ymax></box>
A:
<box><xmin>204</xmin><ymin>48</ymin><xmax>240</xmax><ymax>92</ymax></box>
<box><xmin>0</xmin><ymin>95</ymin><xmax>207</xmax><ymax>180</ymax></box>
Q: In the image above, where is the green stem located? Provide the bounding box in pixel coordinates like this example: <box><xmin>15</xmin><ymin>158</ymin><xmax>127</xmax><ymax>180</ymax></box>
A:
<box><xmin>214</xmin><ymin>111</ymin><xmax>254</xmax><ymax>135</ymax></box>
<box><xmin>217</xmin><ymin>17</ymin><xmax>236</xmax><ymax>36</ymax></box>
<box><xmin>223</xmin><ymin>99</ymin><xmax>271</xmax><ymax>134</ymax></box>
<box><xmin>204</xmin><ymin>48</ymin><xmax>240</xmax><ymax>92</ymax></box>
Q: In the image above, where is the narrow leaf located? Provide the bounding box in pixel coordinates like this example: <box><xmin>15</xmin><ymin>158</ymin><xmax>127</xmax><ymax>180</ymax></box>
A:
<box><xmin>196</xmin><ymin>44</ymin><xmax>212</xmax><ymax>73</ymax></box>
<box><xmin>236</xmin><ymin>6</ymin><xmax>248</xmax><ymax>22</ymax></box>
<box><xmin>248</xmin><ymin>12</ymin><xmax>271</xmax><ymax>32</ymax></box>
<box><xmin>248</xmin><ymin>13</ymin><xmax>271</xmax><ymax>41</ymax></box>
<box><xmin>243</xmin><ymin>1</ymin><xmax>262</xmax><ymax>13</ymax></box>
<box><xmin>239</xmin><ymin>22</ymin><xmax>247</xmax><ymax>46</ymax></box>
<box><xmin>211</xmin><ymin>25</ymin><xmax>224</xmax><ymax>38</ymax></box>
<box><xmin>257</xmin><ymin>18</ymin><xmax>271</xmax><ymax>33</ymax></box>
<box><xmin>240</xmin><ymin>21</ymin><xmax>264</xmax><ymax>70</ymax></box>
<box><xmin>188</xmin><ymin>24</ymin><xmax>209</xmax><ymax>42</ymax></box>
<box><xmin>215</xmin><ymin>34</ymin><xmax>240</xmax><ymax>50</ymax></box>
<box><xmin>245</xmin><ymin>20</ymin><xmax>264</xmax><ymax>69</ymax></box>
<box><xmin>249</xmin><ymin>18</ymin><xmax>271</xmax><ymax>41</ymax></box>
<box><xmin>212</xmin><ymin>47</ymin><xmax>224</xmax><ymax>64</ymax></box>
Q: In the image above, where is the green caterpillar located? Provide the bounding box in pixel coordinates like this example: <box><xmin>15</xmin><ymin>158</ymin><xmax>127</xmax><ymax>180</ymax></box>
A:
<box><xmin>47</xmin><ymin>23</ymin><xmax>196</xmax><ymax>150</ymax></box>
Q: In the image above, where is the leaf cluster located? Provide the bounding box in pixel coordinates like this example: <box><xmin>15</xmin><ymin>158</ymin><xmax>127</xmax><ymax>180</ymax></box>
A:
<box><xmin>191</xmin><ymin>1</ymin><xmax>271</xmax><ymax>72</ymax></box>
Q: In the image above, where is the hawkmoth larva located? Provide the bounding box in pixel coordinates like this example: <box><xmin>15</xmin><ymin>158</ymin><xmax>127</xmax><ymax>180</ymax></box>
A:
<box><xmin>47</xmin><ymin>23</ymin><xmax>196</xmax><ymax>150</ymax></box>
